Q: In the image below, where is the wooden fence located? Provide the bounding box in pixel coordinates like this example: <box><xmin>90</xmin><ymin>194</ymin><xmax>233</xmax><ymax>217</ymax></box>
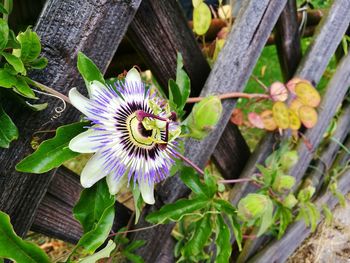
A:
<box><xmin>0</xmin><ymin>0</ymin><xmax>350</xmax><ymax>262</ymax></box>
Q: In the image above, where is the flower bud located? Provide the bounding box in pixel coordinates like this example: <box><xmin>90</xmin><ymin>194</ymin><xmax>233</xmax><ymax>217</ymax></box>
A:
<box><xmin>283</xmin><ymin>193</ymin><xmax>298</xmax><ymax>209</ymax></box>
<box><xmin>297</xmin><ymin>186</ymin><xmax>316</xmax><ymax>202</ymax></box>
<box><xmin>280</xmin><ymin>150</ymin><xmax>298</xmax><ymax>171</ymax></box>
<box><xmin>187</xmin><ymin>96</ymin><xmax>222</xmax><ymax>139</ymax></box>
<box><xmin>272</xmin><ymin>175</ymin><xmax>296</xmax><ymax>193</ymax></box>
<box><xmin>237</xmin><ymin>194</ymin><xmax>271</xmax><ymax>222</ymax></box>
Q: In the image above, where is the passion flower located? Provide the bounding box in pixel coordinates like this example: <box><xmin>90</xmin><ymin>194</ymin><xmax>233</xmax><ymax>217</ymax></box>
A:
<box><xmin>68</xmin><ymin>68</ymin><xmax>180</xmax><ymax>204</ymax></box>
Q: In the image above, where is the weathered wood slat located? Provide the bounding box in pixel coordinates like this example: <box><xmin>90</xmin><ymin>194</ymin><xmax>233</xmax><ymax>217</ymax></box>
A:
<box><xmin>130</xmin><ymin>1</ymin><xmax>288</xmax><ymax>262</ymax></box>
<box><xmin>309</xmin><ymin>103</ymin><xmax>350</xmax><ymax>192</ymax></box>
<box><xmin>248</xmin><ymin>168</ymin><xmax>350</xmax><ymax>263</ymax></box>
<box><xmin>228</xmin><ymin>1</ymin><xmax>350</xmax><ymax>260</ymax></box>
<box><xmin>32</xmin><ymin>166</ymin><xmax>132</xmax><ymax>244</ymax></box>
<box><xmin>0</xmin><ymin>0</ymin><xmax>141</xmax><ymax>237</ymax></box>
<box><xmin>126</xmin><ymin>0</ymin><xmax>210</xmax><ymax>97</ymax></box>
<box><xmin>229</xmin><ymin>0</ymin><xmax>350</xmax><ymax>207</ymax></box>
<box><xmin>276</xmin><ymin>0</ymin><xmax>302</xmax><ymax>80</ymax></box>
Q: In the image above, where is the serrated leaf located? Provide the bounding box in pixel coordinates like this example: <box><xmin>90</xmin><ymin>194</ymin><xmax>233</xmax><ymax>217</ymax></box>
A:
<box><xmin>79</xmin><ymin>240</ymin><xmax>116</xmax><ymax>263</ymax></box>
<box><xmin>2</xmin><ymin>52</ymin><xmax>25</xmax><ymax>74</ymax></box>
<box><xmin>0</xmin><ymin>19</ymin><xmax>9</xmax><ymax>50</ymax></box>
<box><xmin>193</xmin><ymin>2</ymin><xmax>211</xmax><ymax>35</ymax></box>
<box><xmin>215</xmin><ymin>215</ymin><xmax>232</xmax><ymax>263</ymax></box>
<box><xmin>204</xmin><ymin>169</ymin><xmax>217</xmax><ymax>197</ymax></box>
<box><xmin>168</xmin><ymin>79</ymin><xmax>183</xmax><ymax>110</ymax></box>
<box><xmin>77</xmin><ymin>52</ymin><xmax>105</xmax><ymax>91</ymax></box>
<box><xmin>77</xmin><ymin>202</ymin><xmax>115</xmax><ymax>253</ymax></box>
<box><xmin>146</xmin><ymin>198</ymin><xmax>209</xmax><ymax>224</ymax></box>
<box><xmin>16</xmin><ymin>122</ymin><xmax>87</xmax><ymax>173</ymax></box>
<box><xmin>14</xmin><ymin>28</ymin><xmax>41</xmax><ymax>62</ymax></box>
<box><xmin>29</xmin><ymin>57</ymin><xmax>48</xmax><ymax>69</ymax></box>
<box><xmin>73</xmin><ymin>180</ymin><xmax>115</xmax><ymax>233</ymax></box>
<box><xmin>0</xmin><ymin>105</ymin><xmax>18</xmax><ymax>148</ymax></box>
<box><xmin>305</xmin><ymin>202</ymin><xmax>320</xmax><ymax>232</ymax></box>
<box><xmin>0</xmin><ymin>211</ymin><xmax>50</xmax><ymax>263</ymax></box>
<box><xmin>276</xmin><ymin>207</ymin><xmax>293</xmax><ymax>239</ymax></box>
<box><xmin>183</xmin><ymin>214</ymin><xmax>212</xmax><ymax>257</ymax></box>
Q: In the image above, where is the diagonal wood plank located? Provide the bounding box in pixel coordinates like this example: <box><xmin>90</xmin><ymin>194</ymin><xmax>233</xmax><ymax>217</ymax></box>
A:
<box><xmin>32</xmin><ymin>166</ymin><xmax>132</xmax><ymax>244</ymax></box>
<box><xmin>0</xmin><ymin>0</ymin><xmax>141</xmax><ymax>237</ymax></box>
<box><xmin>130</xmin><ymin>1</ymin><xmax>288</xmax><ymax>261</ymax></box>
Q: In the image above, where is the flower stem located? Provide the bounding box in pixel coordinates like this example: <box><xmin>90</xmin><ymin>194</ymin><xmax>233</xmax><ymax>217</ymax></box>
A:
<box><xmin>175</xmin><ymin>152</ymin><xmax>205</xmax><ymax>176</ymax></box>
<box><xmin>31</xmin><ymin>80</ymin><xmax>71</xmax><ymax>104</ymax></box>
<box><xmin>218</xmin><ymin>178</ymin><xmax>254</xmax><ymax>184</ymax></box>
<box><xmin>187</xmin><ymin>92</ymin><xmax>270</xmax><ymax>103</ymax></box>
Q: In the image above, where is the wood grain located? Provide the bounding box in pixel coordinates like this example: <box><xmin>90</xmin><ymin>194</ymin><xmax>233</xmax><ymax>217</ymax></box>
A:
<box><xmin>0</xmin><ymin>0</ymin><xmax>141</xmax><ymax>237</ymax></box>
<box><xmin>130</xmin><ymin>1</ymin><xmax>288</xmax><ymax>261</ymax></box>
<box><xmin>32</xmin><ymin>166</ymin><xmax>132</xmax><ymax>244</ymax></box>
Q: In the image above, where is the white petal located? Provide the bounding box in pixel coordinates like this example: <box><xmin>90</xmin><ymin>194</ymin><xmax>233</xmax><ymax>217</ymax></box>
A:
<box><xmin>80</xmin><ymin>152</ymin><xmax>109</xmax><ymax>188</ymax></box>
<box><xmin>69</xmin><ymin>129</ymin><xmax>105</xmax><ymax>153</ymax></box>
<box><xmin>88</xmin><ymin>81</ymin><xmax>106</xmax><ymax>99</ymax></box>
<box><xmin>68</xmin><ymin>88</ymin><xmax>92</xmax><ymax>117</ymax></box>
<box><xmin>106</xmin><ymin>174</ymin><xmax>127</xmax><ymax>195</ymax></box>
<box><xmin>139</xmin><ymin>180</ymin><xmax>155</xmax><ymax>205</ymax></box>
<box><xmin>125</xmin><ymin>68</ymin><xmax>142</xmax><ymax>86</ymax></box>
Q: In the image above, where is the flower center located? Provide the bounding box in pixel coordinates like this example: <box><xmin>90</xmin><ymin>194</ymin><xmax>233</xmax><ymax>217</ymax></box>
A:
<box><xmin>127</xmin><ymin>113</ymin><xmax>159</xmax><ymax>149</ymax></box>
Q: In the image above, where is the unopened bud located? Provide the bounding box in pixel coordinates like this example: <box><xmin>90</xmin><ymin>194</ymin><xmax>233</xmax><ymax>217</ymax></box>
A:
<box><xmin>283</xmin><ymin>194</ymin><xmax>298</xmax><ymax>209</ymax></box>
<box><xmin>237</xmin><ymin>194</ymin><xmax>271</xmax><ymax>222</ymax></box>
<box><xmin>272</xmin><ymin>175</ymin><xmax>296</xmax><ymax>193</ymax></box>
<box><xmin>280</xmin><ymin>150</ymin><xmax>298</xmax><ymax>171</ymax></box>
<box><xmin>187</xmin><ymin>96</ymin><xmax>222</xmax><ymax>139</ymax></box>
<box><xmin>297</xmin><ymin>186</ymin><xmax>316</xmax><ymax>202</ymax></box>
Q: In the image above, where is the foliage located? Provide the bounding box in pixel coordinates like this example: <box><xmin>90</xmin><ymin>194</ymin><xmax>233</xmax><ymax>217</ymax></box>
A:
<box><xmin>16</xmin><ymin>121</ymin><xmax>87</xmax><ymax>173</ymax></box>
<box><xmin>0</xmin><ymin>4</ymin><xmax>47</xmax><ymax>148</ymax></box>
<box><xmin>147</xmin><ymin>167</ymin><xmax>242</xmax><ymax>262</ymax></box>
<box><xmin>0</xmin><ymin>211</ymin><xmax>50</xmax><ymax>263</ymax></box>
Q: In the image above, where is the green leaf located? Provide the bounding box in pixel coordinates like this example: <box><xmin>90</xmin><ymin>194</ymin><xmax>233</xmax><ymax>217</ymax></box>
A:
<box><xmin>305</xmin><ymin>202</ymin><xmax>320</xmax><ymax>232</ymax></box>
<box><xmin>193</xmin><ymin>2</ymin><xmax>212</xmax><ymax>36</ymax></box>
<box><xmin>123</xmin><ymin>251</ymin><xmax>144</xmax><ymax>263</ymax></box>
<box><xmin>0</xmin><ymin>105</ymin><xmax>18</xmax><ymax>148</ymax></box>
<box><xmin>322</xmin><ymin>204</ymin><xmax>333</xmax><ymax>226</ymax></box>
<box><xmin>180</xmin><ymin>166</ymin><xmax>210</xmax><ymax>198</ymax></box>
<box><xmin>13</xmin><ymin>76</ymin><xmax>35</xmax><ymax>99</ymax></box>
<box><xmin>275</xmin><ymin>207</ymin><xmax>293</xmax><ymax>239</ymax></box>
<box><xmin>131</xmin><ymin>185</ymin><xmax>143</xmax><ymax>224</ymax></box>
<box><xmin>146</xmin><ymin>197</ymin><xmax>209</xmax><ymax>224</ymax></box>
<box><xmin>0</xmin><ymin>68</ymin><xmax>17</xmax><ymax>88</ymax></box>
<box><xmin>6</xmin><ymin>30</ymin><xmax>20</xmax><ymax>49</ymax></box>
<box><xmin>0</xmin><ymin>211</ymin><xmax>50</xmax><ymax>263</ymax></box>
<box><xmin>14</xmin><ymin>28</ymin><xmax>41</xmax><ymax>62</ymax></box>
<box><xmin>183</xmin><ymin>214</ymin><xmax>212</xmax><ymax>257</ymax></box>
<box><xmin>204</xmin><ymin>169</ymin><xmax>217</xmax><ymax>197</ymax></box>
<box><xmin>73</xmin><ymin>180</ymin><xmax>115</xmax><ymax>233</ymax></box>
<box><xmin>256</xmin><ymin>196</ymin><xmax>274</xmax><ymax>237</ymax></box>
<box><xmin>77</xmin><ymin>202</ymin><xmax>115</xmax><ymax>253</ymax></box>
<box><xmin>215</xmin><ymin>215</ymin><xmax>232</xmax><ymax>263</ymax></box>
<box><xmin>231</xmin><ymin>214</ymin><xmax>242</xmax><ymax>251</ymax></box>
<box><xmin>0</xmin><ymin>18</ymin><xmax>9</xmax><ymax>50</ymax></box>
<box><xmin>168</xmin><ymin>79</ymin><xmax>183</xmax><ymax>109</ymax></box>
<box><xmin>124</xmin><ymin>240</ymin><xmax>146</xmax><ymax>252</ymax></box>
<box><xmin>77</xmin><ymin>52</ymin><xmax>105</xmax><ymax>89</ymax></box>
<box><xmin>175</xmin><ymin>52</ymin><xmax>191</xmax><ymax>110</ymax></box>
<box><xmin>79</xmin><ymin>240</ymin><xmax>116</xmax><ymax>263</ymax></box>
<box><xmin>213</xmin><ymin>199</ymin><xmax>236</xmax><ymax>215</ymax></box>
<box><xmin>2</xmin><ymin>52</ymin><xmax>25</xmax><ymax>74</ymax></box>
<box><xmin>0</xmin><ymin>4</ymin><xmax>8</xmax><ymax>14</ymax></box>
<box><xmin>25</xmin><ymin>101</ymin><xmax>48</xmax><ymax>111</ymax></box>
<box><xmin>29</xmin><ymin>57</ymin><xmax>48</xmax><ymax>69</ymax></box>
<box><xmin>16</xmin><ymin>121</ymin><xmax>87</xmax><ymax>173</ymax></box>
